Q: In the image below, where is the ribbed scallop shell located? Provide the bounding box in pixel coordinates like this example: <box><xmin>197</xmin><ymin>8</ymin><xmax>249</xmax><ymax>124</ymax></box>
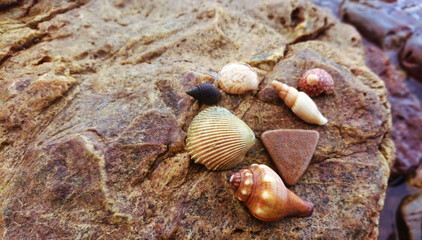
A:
<box><xmin>186</xmin><ymin>107</ymin><xmax>256</xmax><ymax>170</ymax></box>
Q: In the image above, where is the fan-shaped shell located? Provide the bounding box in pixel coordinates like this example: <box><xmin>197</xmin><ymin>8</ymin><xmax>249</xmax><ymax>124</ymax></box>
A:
<box><xmin>186</xmin><ymin>107</ymin><xmax>255</xmax><ymax>170</ymax></box>
<box><xmin>218</xmin><ymin>63</ymin><xmax>259</xmax><ymax>94</ymax></box>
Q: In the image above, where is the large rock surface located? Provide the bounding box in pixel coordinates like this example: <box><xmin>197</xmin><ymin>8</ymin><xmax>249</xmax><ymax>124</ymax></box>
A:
<box><xmin>399</xmin><ymin>193</ymin><xmax>422</xmax><ymax>240</ymax></box>
<box><xmin>364</xmin><ymin>43</ymin><xmax>422</xmax><ymax>177</ymax></box>
<box><xmin>0</xmin><ymin>0</ymin><xmax>394</xmax><ymax>239</ymax></box>
<box><xmin>313</xmin><ymin>0</ymin><xmax>422</xmax><ymax>178</ymax></box>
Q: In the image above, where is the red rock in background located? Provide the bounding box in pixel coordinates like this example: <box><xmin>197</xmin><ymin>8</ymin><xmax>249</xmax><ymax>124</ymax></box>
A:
<box><xmin>314</xmin><ymin>0</ymin><xmax>422</xmax><ymax>180</ymax></box>
<box><xmin>364</xmin><ymin>41</ymin><xmax>422</xmax><ymax>240</ymax></box>
<box><xmin>364</xmin><ymin>44</ymin><xmax>422</xmax><ymax>177</ymax></box>
<box><xmin>310</xmin><ymin>1</ymin><xmax>422</xmax><ymax>239</ymax></box>
<box><xmin>398</xmin><ymin>193</ymin><xmax>422</xmax><ymax>240</ymax></box>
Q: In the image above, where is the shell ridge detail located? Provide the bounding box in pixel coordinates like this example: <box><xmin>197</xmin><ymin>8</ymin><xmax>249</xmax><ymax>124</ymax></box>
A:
<box><xmin>186</xmin><ymin>106</ymin><xmax>255</xmax><ymax>170</ymax></box>
<box><xmin>192</xmin><ymin>142</ymin><xmax>246</xmax><ymax>161</ymax></box>
<box><xmin>271</xmin><ymin>81</ymin><xmax>328</xmax><ymax>125</ymax></box>
<box><xmin>230</xmin><ymin>164</ymin><xmax>314</xmax><ymax>221</ymax></box>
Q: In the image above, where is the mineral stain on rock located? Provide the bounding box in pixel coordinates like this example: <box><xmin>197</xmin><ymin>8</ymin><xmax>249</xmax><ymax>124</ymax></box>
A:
<box><xmin>0</xmin><ymin>0</ymin><xmax>394</xmax><ymax>239</ymax></box>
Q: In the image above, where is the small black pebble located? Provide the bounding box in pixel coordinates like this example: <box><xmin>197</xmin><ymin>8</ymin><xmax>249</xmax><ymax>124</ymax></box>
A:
<box><xmin>186</xmin><ymin>83</ymin><xmax>222</xmax><ymax>105</ymax></box>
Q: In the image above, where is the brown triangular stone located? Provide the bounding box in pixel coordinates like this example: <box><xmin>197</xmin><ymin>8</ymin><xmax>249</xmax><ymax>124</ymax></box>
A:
<box><xmin>261</xmin><ymin>129</ymin><xmax>319</xmax><ymax>186</ymax></box>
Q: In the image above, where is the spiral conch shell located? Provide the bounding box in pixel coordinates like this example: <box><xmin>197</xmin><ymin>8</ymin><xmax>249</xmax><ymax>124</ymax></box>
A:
<box><xmin>230</xmin><ymin>164</ymin><xmax>314</xmax><ymax>221</ymax></box>
<box><xmin>186</xmin><ymin>107</ymin><xmax>256</xmax><ymax>170</ymax></box>
<box><xmin>218</xmin><ymin>63</ymin><xmax>259</xmax><ymax>94</ymax></box>
<box><xmin>271</xmin><ymin>81</ymin><xmax>328</xmax><ymax>125</ymax></box>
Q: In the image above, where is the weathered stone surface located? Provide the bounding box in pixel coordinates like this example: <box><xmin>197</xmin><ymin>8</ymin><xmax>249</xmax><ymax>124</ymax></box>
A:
<box><xmin>340</xmin><ymin>0</ymin><xmax>422</xmax><ymax>82</ymax></box>
<box><xmin>399</xmin><ymin>193</ymin><xmax>422</xmax><ymax>240</ymax></box>
<box><xmin>400</xmin><ymin>29</ymin><xmax>422</xmax><ymax>80</ymax></box>
<box><xmin>312</xmin><ymin>0</ymin><xmax>422</xmax><ymax>179</ymax></box>
<box><xmin>0</xmin><ymin>0</ymin><xmax>393</xmax><ymax>239</ymax></box>
<box><xmin>0</xmin><ymin>0</ymin><xmax>18</xmax><ymax>8</ymax></box>
<box><xmin>308</xmin><ymin>1</ymin><xmax>422</xmax><ymax>239</ymax></box>
<box><xmin>340</xmin><ymin>1</ymin><xmax>412</xmax><ymax>51</ymax></box>
<box><xmin>364</xmin><ymin>44</ymin><xmax>422</xmax><ymax>177</ymax></box>
<box><xmin>409</xmin><ymin>164</ymin><xmax>422</xmax><ymax>189</ymax></box>
<box><xmin>261</xmin><ymin>129</ymin><xmax>319</xmax><ymax>186</ymax></box>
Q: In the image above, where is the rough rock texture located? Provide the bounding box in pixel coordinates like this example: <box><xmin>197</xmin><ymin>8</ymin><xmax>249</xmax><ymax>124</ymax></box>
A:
<box><xmin>340</xmin><ymin>0</ymin><xmax>413</xmax><ymax>51</ymax></box>
<box><xmin>364</xmin><ymin>44</ymin><xmax>422</xmax><ymax>177</ymax></box>
<box><xmin>409</xmin><ymin>164</ymin><xmax>422</xmax><ymax>189</ymax></box>
<box><xmin>0</xmin><ymin>0</ymin><xmax>394</xmax><ymax>239</ymax></box>
<box><xmin>0</xmin><ymin>0</ymin><xmax>18</xmax><ymax>8</ymax></box>
<box><xmin>399</xmin><ymin>193</ymin><xmax>422</xmax><ymax>240</ymax></box>
<box><xmin>340</xmin><ymin>0</ymin><xmax>422</xmax><ymax>81</ymax></box>
<box><xmin>312</xmin><ymin>0</ymin><xmax>422</xmax><ymax>180</ymax></box>
<box><xmin>307</xmin><ymin>1</ymin><xmax>422</xmax><ymax>239</ymax></box>
<box><xmin>309</xmin><ymin>0</ymin><xmax>342</xmax><ymax>17</ymax></box>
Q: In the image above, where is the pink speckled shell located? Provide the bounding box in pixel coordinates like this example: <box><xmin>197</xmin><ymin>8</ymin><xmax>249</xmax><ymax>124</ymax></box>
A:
<box><xmin>299</xmin><ymin>68</ymin><xmax>334</xmax><ymax>97</ymax></box>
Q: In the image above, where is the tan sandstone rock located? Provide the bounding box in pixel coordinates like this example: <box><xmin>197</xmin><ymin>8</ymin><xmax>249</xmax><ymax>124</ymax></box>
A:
<box><xmin>0</xmin><ymin>0</ymin><xmax>393</xmax><ymax>239</ymax></box>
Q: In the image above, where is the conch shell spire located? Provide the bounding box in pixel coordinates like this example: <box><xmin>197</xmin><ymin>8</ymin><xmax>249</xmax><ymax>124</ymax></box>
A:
<box><xmin>230</xmin><ymin>164</ymin><xmax>314</xmax><ymax>221</ymax></box>
<box><xmin>271</xmin><ymin>81</ymin><xmax>328</xmax><ymax>125</ymax></box>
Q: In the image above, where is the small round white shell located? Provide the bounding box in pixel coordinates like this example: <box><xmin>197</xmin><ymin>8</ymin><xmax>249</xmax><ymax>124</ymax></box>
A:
<box><xmin>186</xmin><ymin>107</ymin><xmax>256</xmax><ymax>170</ymax></box>
<box><xmin>218</xmin><ymin>63</ymin><xmax>259</xmax><ymax>94</ymax></box>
